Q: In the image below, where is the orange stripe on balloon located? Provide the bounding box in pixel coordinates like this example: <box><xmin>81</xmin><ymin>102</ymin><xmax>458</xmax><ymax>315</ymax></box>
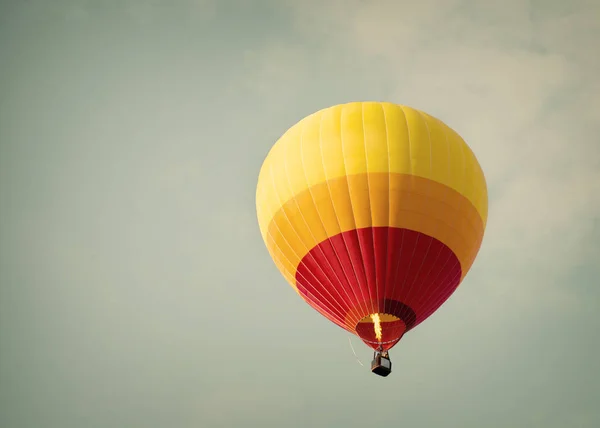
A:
<box><xmin>264</xmin><ymin>172</ymin><xmax>484</xmax><ymax>288</ymax></box>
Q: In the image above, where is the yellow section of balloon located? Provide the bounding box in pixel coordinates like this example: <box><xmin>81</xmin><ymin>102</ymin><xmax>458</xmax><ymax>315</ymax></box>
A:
<box><xmin>256</xmin><ymin>102</ymin><xmax>488</xmax><ymax>245</ymax></box>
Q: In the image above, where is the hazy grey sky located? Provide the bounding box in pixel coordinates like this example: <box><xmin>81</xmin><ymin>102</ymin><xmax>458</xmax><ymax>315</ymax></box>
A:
<box><xmin>1</xmin><ymin>1</ymin><xmax>599</xmax><ymax>427</ymax></box>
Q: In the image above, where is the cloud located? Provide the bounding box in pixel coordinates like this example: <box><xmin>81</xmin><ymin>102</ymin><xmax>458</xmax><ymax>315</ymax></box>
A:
<box><xmin>247</xmin><ymin>0</ymin><xmax>600</xmax><ymax>310</ymax></box>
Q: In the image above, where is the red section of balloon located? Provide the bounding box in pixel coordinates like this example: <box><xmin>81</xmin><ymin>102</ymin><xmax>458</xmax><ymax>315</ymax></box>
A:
<box><xmin>295</xmin><ymin>227</ymin><xmax>463</xmax><ymax>350</ymax></box>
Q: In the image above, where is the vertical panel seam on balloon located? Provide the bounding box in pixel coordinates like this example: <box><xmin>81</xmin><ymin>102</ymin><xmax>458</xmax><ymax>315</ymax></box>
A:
<box><xmin>418</xmin><ymin>123</ymin><xmax>465</xmax><ymax>311</ymax></box>
<box><xmin>457</xmin><ymin>128</ymin><xmax>469</xmax><ymax>281</ymax></box>
<box><xmin>397</xmin><ymin>110</ymin><xmax>436</xmax><ymax>323</ymax></box>
<box><xmin>269</xmin><ymin>135</ymin><xmax>350</xmax><ymax>324</ymax></box>
<box><xmin>325</xmin><ymin>106</ymin><xmax>370</xmax><ymax>323</ymax></box>
<box><xmin>316</xmin><ymin>108</ymin><xmax>365</xmax><ymax>326</ymax></box>
<box><xmin>390</xmin><ymin>105</ymin><xmax>419</xmax><ymax>317</ymax></box>
<box><xmin>419</xmin><ymin>124</ymin><xmax>466</xmax><ymax>322</ymax></box>
<box><xmin>381</xmin><ymin>102</ymin><xmax>391</xmax><ymax>318</ymax></box>
<box><xmin>291</xmin><ymin>116</ymin><xmax>358</xmax><ymax>322</ymax></box>
<box><xmin>406</xmin><ymin>112</ymin><xmax>447</xmax><ymax>320</ymax></box>
<box><xmin>460</xmin><ymin>144</ymin><xmax>486</xmax><ymax>274</ymax></box>
<box><xmin>408</xmin><ymin>122</ymin><xmax>464</xmax><ymax>322</ymax></box>
<box><xmin>387</xmin><ymin>106</ymin><xmax>409</xmax><ymax>312</ymax></box>
<box><xmin>298</xmin><ymin>111</ymin><xmax>362</xmax><ymax>325</ymax></box>
<box><xmin>360</xmin><ymin>102</ymin><xmax>377</xmax><ymax>317</ymax></box>
<box><xmin>264</xmin><ymin>163</ymin><xmax>308</xmax><ymax>288</ymax></box>
<box><xmin>410</xmin><ymin>117</ymin><xmax>458</xmax><ymax>316</ymax></box>
<box><xmin>339</xmin><ymin>104</ymin><xmax>371</xmax><ymax>319</ymax></box>
<box><xmin>264</xmin><ymin>200</ymin><xmax>347</xmax><ymax>325</ymax></box>
<box><xmin>265</xmin><ymin>164</ymin><xmax>348</xmax><ymax>325</ymax></box>
<box><xmin>412</xmin><ymin>242</ymin><xmax>456</xmax><ymax>325</ymax></box>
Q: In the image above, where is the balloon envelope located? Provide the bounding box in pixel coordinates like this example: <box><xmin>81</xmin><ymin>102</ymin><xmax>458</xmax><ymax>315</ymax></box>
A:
<box><xmin>256</xmin><ymin>102</ymin><xmax>488</xmax><ymax>351</ymax></box>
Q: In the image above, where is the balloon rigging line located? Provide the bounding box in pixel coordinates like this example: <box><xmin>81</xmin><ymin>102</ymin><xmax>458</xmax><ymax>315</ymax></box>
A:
<box><xmin>348</xmin><ymin>336</ymin><xmax>364</xmax><ymax>367</ymax></box>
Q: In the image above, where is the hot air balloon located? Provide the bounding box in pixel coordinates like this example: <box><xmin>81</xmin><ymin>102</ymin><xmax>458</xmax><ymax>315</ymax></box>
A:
<box><xmin>255</xmin><ymin>102</ymin><xmax>487</xmax><ymax>377</ymax></box>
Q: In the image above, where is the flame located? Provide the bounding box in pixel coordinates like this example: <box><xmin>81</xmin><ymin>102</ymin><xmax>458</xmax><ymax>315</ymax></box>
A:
<box><xmin>370</xmin><ymin>313</ymin><xmax>382</xmax><ymax>341</ymax></box>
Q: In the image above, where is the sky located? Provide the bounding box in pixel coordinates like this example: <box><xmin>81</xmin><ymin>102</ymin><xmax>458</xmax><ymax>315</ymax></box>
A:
<box><xmin>0</xmin><ymin>0</ymin><xmax>599</xmax><ymax>427</ymax></box>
